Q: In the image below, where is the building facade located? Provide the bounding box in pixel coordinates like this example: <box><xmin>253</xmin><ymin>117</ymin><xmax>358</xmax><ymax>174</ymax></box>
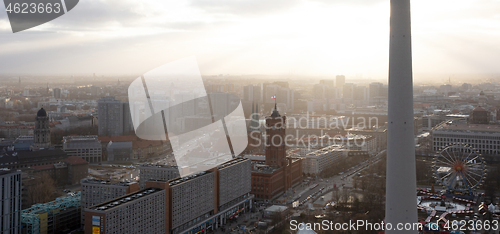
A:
<box><xmin>86</xmin><ymin>158</ymin><xmax>253</xmax><ymax>234</ymax></box>
<box><xmin>250</xmin><ymin>107</ymin><xmax>303</xmax><ymax>200</ymax></box>
<box><xmin>84</xmin><ymin>188</ymin><xmax>166</xmax><ymax>234</ymax></box>
<box><xmin>63</xmin><ymin>135</ymin><xmax>102</xmax><ymax>163</ymax></box>
<box><xmin>302</xmin><ymin>145</ymin><xmax>345</xmax><ymax>175</ymax></box>
<box><xmin>0</xmin><ymin>169</ymin><xmax>21</xmax><ymax>234</ymax></box>
<box><xmin>97</xmin><ymin>97</ymin><xmax>133</xmax><ymax>136</ymax></box>
<box><xmin>432</xmin><ymin>120</ymin><xmax>500</xmax><ymax>162</ymax></box>
<box><xmin>138</xmin><ymin>164</ymin><xmax>180</xmax><ymax>189</ymax></box>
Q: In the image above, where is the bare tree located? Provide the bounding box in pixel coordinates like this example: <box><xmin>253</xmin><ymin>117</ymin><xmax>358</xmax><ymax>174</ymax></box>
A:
<box><xmin>26</xmin><ymin>172</ymin><xmax>58</xmax><ymax>206</ymax></box>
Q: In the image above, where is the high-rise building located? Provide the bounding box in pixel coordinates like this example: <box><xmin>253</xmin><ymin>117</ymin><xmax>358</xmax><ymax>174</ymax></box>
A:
<box><xmin>63</xmin><ymin>135</ymin><xmax>102</xmax><ymax>163</ymax></box>
<box><xmin>32</xmin><ymin>108</ymin><xmax>51</xmax><ymax>150</ymax></box>
<box><xmin>80</xmin><ymin>179</ymin><xmax>139</xmax><ymax>226</ymax></box>
<box><xmin>369</xmin><ymin>82</ymin><xmax>384</xmax><ymax>98</ymax></box>
<box><xmin>80</xmin><ymin>179</ymin><xmax>140</xmax><ymax>210</ymax></box>
<box><xmin>138</xmin><ymin>164</ymin><xmax>180</xmax><ymax>189</ymax></box>
<box><xmin>319</xmin><ymin>79</ymin><xmax>334</xmax><ymax>87</ymax></box>
<box><xmin>86</xmin><ymin>158</ymin><xmax>253</xmax><ymax>234</ymax></box>
<box><xmin>97</xmin><ymin>97</ymin><xmax>133</xmax><ymax>136</ymax></box>
<box><xmin>53</xmin><ymin>88</ymin><xmax>61</xmax><ymax>99</ymax></box>
<box><xmin>335</xmin><ymin>75</ymin><xmax>345</xmax><ymax>88</ymax></box>
<box><xmin>0</xmin><ymin>169</ymin><xmax>22</xmax><ymax>234</ymax></box>
<box><xmin>243</xmin><ymin>84</ymin><xmax>262</xmax><ymax>103</ymax></box>
<box><xmin>84</xmin><ymin>188</ymin><xmax>166</xmax><ymax>234</ymax></box>
<box><xmin>343</xmin><ymin>83</ymin><xmax>355</xmax><ymax>100</ymax></box>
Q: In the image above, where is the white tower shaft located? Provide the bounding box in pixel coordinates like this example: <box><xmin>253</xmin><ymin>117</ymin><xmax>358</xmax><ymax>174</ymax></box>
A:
<box><xmin>386</xmin><ymin>0</ymin><xmax>418</xmax><ymax>233</ymax></box>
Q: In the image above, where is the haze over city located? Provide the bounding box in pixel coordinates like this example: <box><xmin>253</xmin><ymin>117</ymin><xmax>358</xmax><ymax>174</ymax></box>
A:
<box><xmin>1</xmin><ymin>0</ymin><xmax>500</xmax><ymax>80</ymax></box>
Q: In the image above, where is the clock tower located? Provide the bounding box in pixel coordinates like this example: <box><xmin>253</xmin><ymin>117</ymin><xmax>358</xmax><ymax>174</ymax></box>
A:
<box><xmin>265</xmin><ymin>104</ymin><xmax>286</xmax><ymax>167</ymax></box>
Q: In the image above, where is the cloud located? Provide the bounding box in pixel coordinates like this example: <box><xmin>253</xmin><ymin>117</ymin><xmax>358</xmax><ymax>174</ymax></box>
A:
<box><xmin>189</xmin><ymin>0</ymin><xmax>302</xmax><ymax>16</ymax></box>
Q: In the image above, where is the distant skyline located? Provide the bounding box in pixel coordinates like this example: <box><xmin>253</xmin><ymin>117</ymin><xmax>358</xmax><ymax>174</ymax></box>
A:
<box><xmin>0</xmin><ymin>0</ymin><xmax>499</xmax><ymax>80</ymax></box>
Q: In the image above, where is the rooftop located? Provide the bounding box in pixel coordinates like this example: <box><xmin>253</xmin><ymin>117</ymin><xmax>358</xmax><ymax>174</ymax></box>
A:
<box><xmin>435</xmin><ymin>120</ymin><xmax>500</xmax><ymax>133</ymax></box>
<box><xmin>138</xmin><ymin>164</ymin><xmax>178</xmax><ymax>169</ymax></box>
<box><xmin>82</xmin><ymin>178</ymin><xmax>138</xmax><ymax>187</ymax></box>
<box><xmin>89</xmin><ymin>187</ymin><xmax>163</xmax><ymax>211</ymax></box>
<box><xmin>0</xmin><ymin>168</ymin><xmax>20</xmax><ymax>176</ymax></box>
<box><xmin>216</xmin><ymin>157</ymin><xmax>248</xmax><ymax>170</ymax></box>
<box><xmin>168</xmin><ymin>170</ymin><xmax>212</xmax><ymax>187</ymax></box>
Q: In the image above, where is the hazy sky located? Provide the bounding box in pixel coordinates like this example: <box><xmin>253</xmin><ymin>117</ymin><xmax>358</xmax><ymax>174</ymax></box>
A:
<box><xmin>0</xmin><ymin>0</ymin><xmax>499</xmax><ymax>79</ymax></box>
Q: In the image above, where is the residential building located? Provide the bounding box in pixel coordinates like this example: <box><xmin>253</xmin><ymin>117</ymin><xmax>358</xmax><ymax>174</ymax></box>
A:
<box><xmin>97</xmin><ymin>97</ymin><xmax>133</xmax><ymax>136</ymax></box>
<box><xmin>0</xmin><ymin>169</ymin><xmax>21</xmax><ymax>234</ymax></box>
<box><xmin>138</xmin><ymin>164</ymin><xmax>179</xmax><ymax>189</ymax></box>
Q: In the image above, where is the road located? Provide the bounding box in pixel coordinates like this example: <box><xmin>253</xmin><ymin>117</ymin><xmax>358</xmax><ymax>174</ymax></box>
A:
<box><xmin>292</xmin><ymin>150</ymin><xmax>387</xmax><ymax>206</ymax></box>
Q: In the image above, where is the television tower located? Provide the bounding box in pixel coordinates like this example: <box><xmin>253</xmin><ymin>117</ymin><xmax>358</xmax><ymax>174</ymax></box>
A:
<box><xmin>386</xmin><ymin>0</ymin><xmax>418</xmax><ymax>233</ymax></box>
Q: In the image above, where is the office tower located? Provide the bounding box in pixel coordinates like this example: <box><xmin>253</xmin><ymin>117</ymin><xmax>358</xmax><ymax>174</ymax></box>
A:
<box><xmin>63</xmin><ymin>135</ymin><xmax>102</xmax><ymax>163</ymax></box>
<box><xmin>32</xmin><ymin>108</ymin><xmax>51</xmax><ymax>150</ymax></box>
<box><xmin>243</xmin><ymin>84</ymin><xmax>262</xmax><ymax>103</ymax></box>
<box><xmin>97</xmin><ymin>97</ymin><xmax>133</xmax><ymax>136</ymax></box>
<box><xmin>342</xmin><ymin>83</ymin><xmax>355</xmax><ymax>100</ymax></box>
<box><xmin>138</xmin><ymin>164</ymin><xmax>180</xmax><ymax>189</ymax></box>
<box><xmin>84</xmin><ymin>188</ymin><xmax>166</xmax><ymax>234</ymax></box>
<box><xmin>335</xmin><ymin>75</ymin><xmax>345</xmax><ymax>88</ymax></box>
<box><xmin>319</xmin><ymin>79</ymin><xmax>334</xmax><ymax>87</ymax></box>
<box><xmin>0</xmin><ymin>169</ymin><xmax>21</xmax><ymax>234</ymax></box>
<box><xmin>369</xmin><ymin>82</ymin><xmax>384</xmax><ymax>98</ymax></box>
<box><xmin>53</xmin><ymin>88</ymin><xmax>61</xmax><ymax>99</ymax></box>
<box><xmin>386</xmin><ymin>0</ymin><xmax>417</xmax><ymax>232</ymax></box>
<box><xmin>354</xmin><ymin>86</ymin><xmax>368</xmax><ymax>101</ymax></box>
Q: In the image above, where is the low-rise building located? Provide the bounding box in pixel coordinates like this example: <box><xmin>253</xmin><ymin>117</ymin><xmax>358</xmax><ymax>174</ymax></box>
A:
<box><xmin>63</xmin><ymin>135</ymin><xmax>102</xmax><ymax>163</ymax></box>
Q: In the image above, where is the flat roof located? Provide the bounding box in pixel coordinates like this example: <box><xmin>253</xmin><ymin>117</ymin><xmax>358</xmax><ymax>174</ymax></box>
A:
<box><xmin>168</xmin><ymin>170</ymin><xmax>213</xmax><ymax>187</ymax></box>
<box><xmin>435</xmin><ymin>120</ymin><xmax>500</xmax><ymax>133</ymax></box>
<box><xmin>81</xmin><ymin>179</ymin><xmax>137</xmax><ymax>187</ymax></box>
<box><xmin>138</xmin><ymin>164</ymin><xmax>178</xmax><ymax>169</ymax></box>
<box><xmin>89</xmin><ymin>187</ymin><xmax>163</xmax><ymax>211</ymax></box>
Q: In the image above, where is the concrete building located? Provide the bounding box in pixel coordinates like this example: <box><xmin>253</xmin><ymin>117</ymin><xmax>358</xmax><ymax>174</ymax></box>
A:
<box><xmin>86</xmin><ymin>158</ymin><xmax>253</xmax><ymax>234</ymax></box>
<box><xmin>53</xmin><ymin>88</ymin><xmax>61</xmax><ymax>99</ymax></box>
<box><xmin>63</xmin><ymin>135</ymin><xmax>102</xmax><ymax>163</ymax></box>
<box><xmin>28</xmin><ymin>156</ymin><xmax>88</xmax><ymax>186</ymax></box>
<box><xmin>106</xmin><ymin>141</ymin><xmax>133</xmax><ymax>162</ymax></box>
<box><xmin>138</xmin><ymin>164</ymin><xmax>180</xmax><ymax>189</ymax></box>
<box><xmin>0</xmin><ymin>149</ymin><xmax>68</xmax><ymax>169</ymax></box>
<box><xmin>432</xmin><ymin>120</ymin><xmax>500</xmax><ymax>162</ymax></box>
<box><xmin>80</xmin><ymin>179</ymin><xmax>140</xmax><ymax>228</ymax></box>
<box><xmin>84</xmin><ymin>188</ymin><xmax>166</xmax><ymax>234</ymax></box>
<box><xmin>335</xmin><ymin>75</ymin><xmax>345</xmax><ymax>89</ymax></box>
<box><xmin>21</xmin><ymin>193</ymin><xmax>81</xmax><ymax>234</ymax></box>
<box><xmin>0</xmin><ymin>169</ymin><xmax>21</xmax><ymax>234</ymax></box>
<box><xmin>97</xmin><ymin>97</ymin><xmax>133</xmax><ymax>136</ymax></box>
<box><xmin>302</xmin><ymin>145</ymin><xmax>345</xmax><ymax>175</ymax></box>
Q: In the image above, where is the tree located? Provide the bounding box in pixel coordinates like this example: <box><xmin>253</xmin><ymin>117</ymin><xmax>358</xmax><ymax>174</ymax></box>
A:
<box><xmin>26</xmin><ymin>172</ymin><xmax>58</xmax><ymax>206</ymax></box>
